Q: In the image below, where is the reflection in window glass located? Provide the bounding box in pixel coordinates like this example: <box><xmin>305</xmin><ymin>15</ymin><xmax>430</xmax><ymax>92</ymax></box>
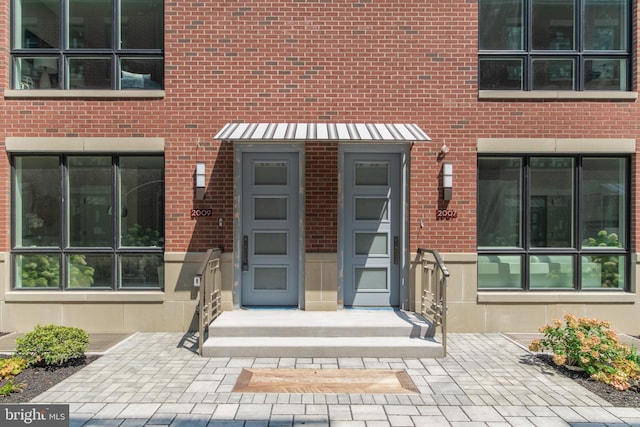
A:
<box><xmin>477</xmin><ymin>158</ymin><xmax>522</xmax><ymax>248</ymax></box>
<box><xmin>479</xmin><ymin>59</ymin><xmax>523</xmax><ymax>90</ymax></box>
<box><xmin>479</xmin><ymin>0</ymin><xmax>523</xmax><ymax>50</ymax></box>
<box><xmin>582</xmin><ymin>255</ymin><xmax>624</xmax><ymax>289</ymax></box>
<box><xmin>120</xmin><ymin>157</ymin><xmax>164</xmax><ymax>248</ymax></box>
<box><xmin>585</xmin><ymin>59</ymin><xmax>627</xmax><ymax>91</ymax></box>
<box><xmin>13</xmin><ymin>154</ymin><xmax>164</xmax><ymax>290</ymax></box>
<box><xmin>478</xmin><ymin>255</ymin><xmax>521</xmax><ymax>288</ymax></box>
<box><xmin>15</xmin><ymin>157</ymin><xmax>61</xmax><ymax>247</ymax></box>
<box><xmin>120</xmin><ymin>254</ymin><xmax>163</xmax><ymax>288</ymax></box>
<box><xmin>68</xmin><ymin>157</ymin><xmax>112</xmax><ymax>247</ymax></box>
<box><xmin>67</xmin><ymin>57</ymin><xmax>112</xmax><ymax>89</ymax></box>
<box><xmin>14</xmin><ymin>0</ymin><xmax>61</xmax><ymax>49</ymax></box>
<box><xmin>69</xmin><ymin>0</ymin><xmax>111</xmax><ymax>49</ymax></box>
<box><xmin>529</xmin><ymin>255</ymin><xmax>574</xmax><ymax>289</ymax></box>
<box><xmin>15</xmin><ymin>254</ymin><xmax>61</xmax><ymax>288</ymax></box>
<box><xmin>120</xmin><ymin>58</ymin><xmax>164</xmax><ymax>89</ymax></box>
<box><xmin>121</xmin><ymin>0</ymin><xmax>164</xmax><ymax>49</ymax></box>
<box><xmin>68</xmin><ymin>254</ymin><xmax>112</xmax><ymax>288</ymax></box>
<box><xmin>532</xmin><ymin>0</ymin><xmax>574</xmax><ymax>50</ymax></box>
<box><xmin>532</xmin><ymin>59</ymin><xmax>575</xmax><ymax>90</ymax></box>
<box><xmin>585</xmin><ymin>0</ymin><xmax>628</xmax><ymax>51</ymax></box>
<box><xmin>581</xmin><ymin>158</ymin><xmax>625</xmax><ymax>248</ymax></box>
<box><xmin>530</xmin><ymin>158</ymin><xmax>574</xmax><ymax>248</ymax></box>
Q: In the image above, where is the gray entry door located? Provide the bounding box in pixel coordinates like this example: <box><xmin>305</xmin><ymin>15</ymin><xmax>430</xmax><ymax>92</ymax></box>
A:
<box><xmin>241</xmin><ymin>152</ymin><xmax>299</xmax><ymax>306</ymax></box>
<box><xmin>344</xmin><ymin>153</ymin><xmax>401</xmax><ymax>307</ymax></box>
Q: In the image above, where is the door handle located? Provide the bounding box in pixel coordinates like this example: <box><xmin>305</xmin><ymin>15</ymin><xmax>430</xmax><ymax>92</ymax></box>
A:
<box><xmin>393</xmin><ymin>236</ymin><xmax>399</xmax><ymax>265</ymax></box>
<box><xmin>242</xmin><ymin>235</ymin><xmax>249</xmax><ymax>271</ymax></box>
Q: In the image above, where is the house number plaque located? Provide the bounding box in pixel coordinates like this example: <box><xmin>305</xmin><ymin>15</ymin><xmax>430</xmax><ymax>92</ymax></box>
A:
<box><xmin>191</xmin><ymin>209</ymin><xmax>213</xmax><ymax>217</ymax></box>
<box><xmin>436</xmin><ymin>209</ymin><xmax>457</xmax><ymax>220</ymax></box>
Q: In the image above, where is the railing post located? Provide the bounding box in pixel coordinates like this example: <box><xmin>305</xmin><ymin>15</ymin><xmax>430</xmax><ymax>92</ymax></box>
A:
<box><xmin>196</xmin><ymin>248</ymin><xmax>222</xmax><ymax>356</ymax></box>
<box><xmin>417</xmin><ymin>248</ymin><xmax>449</xmax><ymax>357</ymax></box>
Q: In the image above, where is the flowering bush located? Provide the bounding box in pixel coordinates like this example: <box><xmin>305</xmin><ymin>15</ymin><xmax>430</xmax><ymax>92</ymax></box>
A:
<box><xmin>529</xmin><ymin>314</ymin><xmax>640</xmax><ymax>391</ymax></box>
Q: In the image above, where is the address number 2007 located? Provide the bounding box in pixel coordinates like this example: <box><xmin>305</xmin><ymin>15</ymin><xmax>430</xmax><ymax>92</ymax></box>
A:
<box><xmin>436</xmin><ymin>209</ymin><xmax>457</xmax><ymax>220</ymax></box>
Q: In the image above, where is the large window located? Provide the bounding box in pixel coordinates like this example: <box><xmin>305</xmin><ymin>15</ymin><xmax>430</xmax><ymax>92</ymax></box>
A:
<box><xmin>479</xmin><ymin>0</ymin><xmax>630</xmax><ymax>91</ymax></box>
<box><xmin>478</xmin><ymin>156</ymin><xmax>628</xmax><ymax>290</ymax></box>
<box><xmin>11</xmin><ymin>0</ymin><xmax>163</xmax><ymax>90</ymax></box>
<box><xmin>13</xmin><ymin>155</ymin><xmax>164</xmax><ymax>289</ymax></box>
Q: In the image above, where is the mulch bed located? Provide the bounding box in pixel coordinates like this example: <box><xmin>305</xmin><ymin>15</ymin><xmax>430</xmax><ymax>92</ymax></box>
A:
<box><xmin>536</xmin><ymin>354</ymin><xmax>640</xmax><ymax>408</ymax></box>
<box><xmin>0</xmin><ymin>355</ymin><xmax>99</xmax><ymax>403</ymax></box>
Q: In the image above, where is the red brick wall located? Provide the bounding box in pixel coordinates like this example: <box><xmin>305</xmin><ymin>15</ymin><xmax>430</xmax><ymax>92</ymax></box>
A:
<box><xmin>1</xmin><ymin>1</ymin><xmax>639</xmax><ymax>256</ymax></box>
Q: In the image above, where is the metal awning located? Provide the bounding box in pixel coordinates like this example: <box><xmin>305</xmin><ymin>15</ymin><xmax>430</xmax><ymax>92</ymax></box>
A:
<box><xmin>214</xmin><ymin>123</ymin><xmax>430</xmax><ymax>142</ymax></box>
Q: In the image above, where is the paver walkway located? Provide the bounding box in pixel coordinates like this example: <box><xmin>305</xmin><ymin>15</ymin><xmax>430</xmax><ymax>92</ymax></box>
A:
<box><xmin>34</xmin><ymin>332</ymin><xmax>640</xmax><ymax>426</ymax></box>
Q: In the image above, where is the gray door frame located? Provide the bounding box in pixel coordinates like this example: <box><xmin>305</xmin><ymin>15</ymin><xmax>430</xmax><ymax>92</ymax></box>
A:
<box><xmin>338</xmin><ymin>143</ymin><xmax>410</xmax><ymax>309</ymax></box>
<box><xmin>233</xmin><ymin>143</ymin><xmax>305</xmax><ymax>309</ymax></box>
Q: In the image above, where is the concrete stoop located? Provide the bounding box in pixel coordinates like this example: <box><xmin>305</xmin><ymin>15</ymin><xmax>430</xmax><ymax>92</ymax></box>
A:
<box><xmin>202</xmin><ymin>309</ymin><xmax>444</xmax><ymax>358</ymax></box>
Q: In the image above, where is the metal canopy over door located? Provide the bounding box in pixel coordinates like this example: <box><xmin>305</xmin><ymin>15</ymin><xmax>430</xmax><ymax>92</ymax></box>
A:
<box><xmin>344</xmin><ymin>153</ymin><xmax>401</xmax><ymax>307</ymax></box>
<box><xmin>241</xmin><ymin>152</ymin><xmax>299</xmax><ymax>306</ymax></box>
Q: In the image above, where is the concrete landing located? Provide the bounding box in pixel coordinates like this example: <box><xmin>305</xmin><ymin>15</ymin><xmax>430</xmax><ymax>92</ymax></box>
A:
<box><xmin>202</xmin><ymin>309</ymin><xmax>443</xmax><ymax>358</ymax></box>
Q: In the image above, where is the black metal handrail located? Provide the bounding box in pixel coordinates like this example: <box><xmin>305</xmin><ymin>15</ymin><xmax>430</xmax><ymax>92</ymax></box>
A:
<box><xmin>417</xmin><ymin>248</ymin><xmax>449</xmax><ymax>356</ymax></box>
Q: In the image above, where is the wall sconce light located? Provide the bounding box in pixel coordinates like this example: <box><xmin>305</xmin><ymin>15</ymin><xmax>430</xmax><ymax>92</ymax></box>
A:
<box><xmin>443</xmin><ymin>162</ymin><xmax>453</xmax><ymax>201</ymax></box>
<box><xmin>195</xmin><ymin>162</ymin><xmax>206</xmax><ymax>200</ymax></box>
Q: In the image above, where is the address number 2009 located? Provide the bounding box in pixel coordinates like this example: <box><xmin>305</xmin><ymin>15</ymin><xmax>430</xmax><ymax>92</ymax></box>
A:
<box><xmin>436</xmin><ymin>209</ymin><xmax>457</xmax><ymax>220</ymax></box>
<box><xmin>191</xmin><ymin>209</ymin><xmax>213</xmax><ymax>217</ymax></box>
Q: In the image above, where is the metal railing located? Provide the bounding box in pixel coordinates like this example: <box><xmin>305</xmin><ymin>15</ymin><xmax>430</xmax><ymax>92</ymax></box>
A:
<box><xmin>417</xmin><ymin>248</ymin><xmax>449</xmax><ymax>356</ymax></box>
<box><xmin>195</xmin><ymin>248</ymin><xmax>222</xmax><ymax>356</ymax></box>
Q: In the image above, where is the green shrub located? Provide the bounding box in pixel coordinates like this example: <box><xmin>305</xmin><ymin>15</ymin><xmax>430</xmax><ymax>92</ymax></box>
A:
<box><xmin>15</xmin><ymin>324</ymin><xmax>89</xmax><ymax>367</ymax></box>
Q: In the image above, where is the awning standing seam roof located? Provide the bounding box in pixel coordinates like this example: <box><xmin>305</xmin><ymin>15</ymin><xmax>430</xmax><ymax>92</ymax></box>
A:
<box><xmin>214</xmin><ymin>123</ymin><xmax>431</xmax><ymax>142</ymax></box>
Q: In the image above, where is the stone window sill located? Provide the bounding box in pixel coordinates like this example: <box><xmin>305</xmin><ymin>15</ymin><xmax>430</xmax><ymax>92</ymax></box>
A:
<box><xmin>479</xmin><ymin>90</ymin><xmax>638</xmax><ymax>100</ymax></box>
<box><xmin>4</xmin><ymin>89</ymin><xmax>165</xmax><ymax>99</ymax></box>
<box><xmin>478</xmin><ymin>291</ymin><xmax>636</xmax><ymax>304</ymax></box>
<box><xmin>4</xmin><ymin>291</ymin><xmax>164</xmax><ymax>303</ymax></box>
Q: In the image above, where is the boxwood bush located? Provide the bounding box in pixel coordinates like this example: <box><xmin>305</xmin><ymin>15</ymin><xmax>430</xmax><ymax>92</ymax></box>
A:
<box><xmin>15</xmin><ymin>324</ymin><xmax>89</xmax><ymax>367</ymax></box>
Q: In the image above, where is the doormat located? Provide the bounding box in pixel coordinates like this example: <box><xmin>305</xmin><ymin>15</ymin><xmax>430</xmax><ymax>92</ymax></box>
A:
<box><xmin>232</xmin><ymin>368</ymin><xmax>419</xmax><ymax>394</ymax></box>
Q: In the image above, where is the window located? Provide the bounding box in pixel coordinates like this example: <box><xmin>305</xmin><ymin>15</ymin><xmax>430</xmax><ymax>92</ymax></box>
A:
<box><xmin>478</xmin><ymin>156</ymin><xmax>628</xmax><ymax>290</ymax></box>
<box><xmin>13</xmin><ymin>155</ymin><xmax>164</xmax><ymax>289</ymax></box>
<box><xmin>11</xmin><ymin>0</ymin><xmax>163</xmax><ymax>90</ymax></box>
<box><xmin>479</xmin><ymin>0</ymin><xmax>630</xmax><ymax>91</ymax></box>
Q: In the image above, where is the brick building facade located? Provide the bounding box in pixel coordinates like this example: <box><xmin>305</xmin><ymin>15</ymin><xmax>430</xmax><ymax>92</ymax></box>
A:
<box><xmin>0</xmin><ymin>1</ymin><xmax>638</xmax><ymax>334</ymax></box>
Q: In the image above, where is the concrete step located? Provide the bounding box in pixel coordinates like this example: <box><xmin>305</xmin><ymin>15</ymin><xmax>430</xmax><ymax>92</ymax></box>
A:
<box><xmin>202</xmin><ymin>336</ymin><xmax>443</xmax><ymax>358</ymax></box>
<box><xmin>202</xmin><ymin>309</ymin><xmax>443</xmax><ymax>358</ymax></box>
<box><xmin>208</xmin><ymin>309</ymin><xmax>435</xmax><ymax>338</ymax></box>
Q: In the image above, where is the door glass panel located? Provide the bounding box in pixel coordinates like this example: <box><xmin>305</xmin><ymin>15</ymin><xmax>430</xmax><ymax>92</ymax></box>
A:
<box><xmin>255</xmin><ymin>161</ymin><xmax>287</xmax><ymax>186</ymax></box>
<box><xmin>355</xmin><ymin>198</ymin><xmax>388</xmax><ymax>221</ymax></box>
<box><xmin>355</xmin><ymin>162</ymin><xmax>388</xmax><ymax>186</ymax></box>
<box><xmin>355</xmin><ymin>268</ymin><xmax>388</xmax><ymax>290</ymax></box>
<box><xmin>254</xmin><ymin>197</ymin><xmax>287</xmax><ymax>220</ymax></box>
<box><xmin>529</xmin><ymin>255</ymin><xmax>574</xmax><ymax>289</ymax></box>
<box><xmin>255</xmin><ymin>232</ymin><xmax>287</xmax><ymax>255</ymax></box>
<box><xmin>355</xmin><ymin>233</ymin><xmax>388</xmax><ymax>255</ymax></box>
<box><xmin>254</xmin><ymin>267</ymin><xmax>287</xmax><ymax>290</ymax></box>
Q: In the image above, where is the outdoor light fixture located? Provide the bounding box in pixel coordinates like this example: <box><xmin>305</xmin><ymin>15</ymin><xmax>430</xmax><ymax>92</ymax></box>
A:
<box><xmin>443</xmin><ymin>162</ymin><xmax>453</xmax><ymax>201</ymax></box>
<box><xmin>195</xmin><ymin>162</ymin><xmax>206</xmax><ymax>200</ymax></box>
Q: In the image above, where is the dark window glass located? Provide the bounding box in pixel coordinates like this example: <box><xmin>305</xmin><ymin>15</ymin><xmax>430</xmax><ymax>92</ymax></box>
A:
<box><xmin>478</xmin><ymin>0</ymin><xmax>630</xmax><ymax>91</ymax></box>
<box><xmin>478</xmin><ymin>156</ymin><xmax>628</xmax><ymax>291</ymax></box>
<box><xmin>12</xmin><ymin>154</ymin><xmax>164</xmax><ymax>290</ymax></box>
<box><xmin>12</xmin><ymin>0</ymin><xmax>164</xmax><ymax>90</ymax></box>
